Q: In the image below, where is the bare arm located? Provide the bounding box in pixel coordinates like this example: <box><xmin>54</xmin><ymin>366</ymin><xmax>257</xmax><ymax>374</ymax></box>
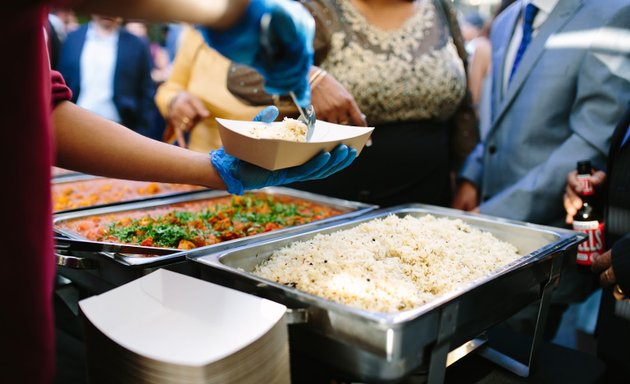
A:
<box><xmin>154</xmin><ymin>27</ymin><xmax>197</xmax><ymax>118</ymax></box>
<box><xmin>72</xmin><ymin>0</ymin><xmax>248</xmax><ymax>28</ymax></box>
<box><xmin>310</xmin><ymin>67</ymin><xmax>367</xmax><ymax>127</ymax></box>
<box><xmin>467</xmin><ymin>37</ymin><xmax>491</xmax><ymax>109</ymax></box>
<box><xmin>52</xmin><ymin>101</ymin><xmax>227</xmax><ymax>189</ymax></box>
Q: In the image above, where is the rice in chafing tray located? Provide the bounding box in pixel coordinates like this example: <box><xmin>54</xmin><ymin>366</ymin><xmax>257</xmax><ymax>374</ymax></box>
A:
<box><xmin>248</xmin><ymin>117</ymin><xmax>307</xmax><ymax>142</ymax></box>
<box><xmin>252</xmin><ymin>214</ymin><xmax>520</xmax><ymax>313</ymax></box>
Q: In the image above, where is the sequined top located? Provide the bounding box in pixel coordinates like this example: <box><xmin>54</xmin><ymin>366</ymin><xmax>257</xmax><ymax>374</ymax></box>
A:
<box><xmin>303</xmin><ymin>0</ymin><xmax>466</xmax><ymax>125</ymax></box>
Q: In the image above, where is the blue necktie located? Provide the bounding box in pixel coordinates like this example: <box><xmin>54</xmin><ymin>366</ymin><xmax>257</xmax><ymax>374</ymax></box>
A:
<box><xmin>622</xmin><ymin>123</ymin><xmax>630</xmax><ymax>147</ymax></box>
<box><xmin>509</xmin><ymin>3</ymin><xmax>539</xmax><ymax>84</ymax></box>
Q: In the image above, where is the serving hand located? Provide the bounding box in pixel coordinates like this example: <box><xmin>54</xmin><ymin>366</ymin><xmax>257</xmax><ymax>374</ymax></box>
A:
<box><xmin>209</xmin><ymin>106</ymin><xmax>357</xmax><ymax>195</ymax></box>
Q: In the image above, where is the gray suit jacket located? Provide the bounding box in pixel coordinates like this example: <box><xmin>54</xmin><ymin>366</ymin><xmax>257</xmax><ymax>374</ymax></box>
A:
<box><xmin>460</xmin><ymin>0</ymin><xmax>630</xmax><ymax>226</ymax></box>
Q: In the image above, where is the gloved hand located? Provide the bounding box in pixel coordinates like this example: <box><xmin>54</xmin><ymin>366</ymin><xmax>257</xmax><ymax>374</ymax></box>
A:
<box><xmin>198</xmin><ymin>0</ymin><xmax>314</xmax><ymax>107</ymax></box>
<box><xmin>210</xmin><ymin>106</ymin><xmax>357</xmax><ymax>195</ymax></box>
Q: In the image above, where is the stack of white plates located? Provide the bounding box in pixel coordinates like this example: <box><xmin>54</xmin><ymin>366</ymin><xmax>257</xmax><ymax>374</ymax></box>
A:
<box><xmin>79</xmin><ymin>269</ymin><xmax>290</xmax><ymax>384</ymax></box>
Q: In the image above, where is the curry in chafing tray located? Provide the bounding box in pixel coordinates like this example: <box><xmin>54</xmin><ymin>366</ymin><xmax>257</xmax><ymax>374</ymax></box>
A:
<box><xmin>52</xmin><ymin>178</ymin><xmax>203</xmax><ymax>212</ymax></box>
<box><xmin>55</xmin><ymin>193</ymin><xmax>345</xmax><ymax>251</ymax></box>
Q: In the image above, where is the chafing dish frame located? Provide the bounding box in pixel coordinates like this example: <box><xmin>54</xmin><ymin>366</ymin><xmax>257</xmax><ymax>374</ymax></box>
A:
<box><xmin>191</xmin><ymin>204</ymin><xmax>585</xmax><ymax>383</ymax></box>
<box><xmin>53</xmin><ymin>187</ymin><xmax>377</xmax><ymax>294</ymax></box>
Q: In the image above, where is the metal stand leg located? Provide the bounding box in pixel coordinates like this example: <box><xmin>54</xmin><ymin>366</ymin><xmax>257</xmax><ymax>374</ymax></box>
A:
<box><xmin>427</xmin><ymin>303</ymin><xmax>459</xmax><ymax>384</ymax></box>
<box><xmin>477</xmin><ymin>256</ymin><xmax>563</xmax><ymax>377</ymax></box>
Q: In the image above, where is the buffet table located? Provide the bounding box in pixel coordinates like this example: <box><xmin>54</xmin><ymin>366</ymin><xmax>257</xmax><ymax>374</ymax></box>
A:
<box><xmin>52</xmin><ymin>176</ymin><xmax>590</xmax><ymax>383</ymax></box>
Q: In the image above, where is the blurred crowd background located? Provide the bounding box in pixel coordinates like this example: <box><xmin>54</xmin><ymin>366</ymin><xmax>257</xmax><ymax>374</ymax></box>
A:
<box><xmin>46</xmin><ymin>0</ymin><xmax>498</xmax><ymax>143</ymax></box>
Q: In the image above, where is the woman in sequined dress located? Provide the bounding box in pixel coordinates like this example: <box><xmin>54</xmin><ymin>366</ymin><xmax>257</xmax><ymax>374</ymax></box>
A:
<box><xmin>290</xmin><ymin>0</ymin><xmax>477</xmax><ymax>207</ymax></box>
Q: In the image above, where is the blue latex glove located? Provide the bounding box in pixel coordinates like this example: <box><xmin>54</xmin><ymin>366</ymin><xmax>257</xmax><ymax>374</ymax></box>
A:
<box><xmin>210</xmin><ymin>106</ymin><xmax>357</xmax><ymax>195</ymax></box>
<box><xmin>198</xmin><ymin>0</ymin><xmax>314</xmax><ymax>107</ymax></box>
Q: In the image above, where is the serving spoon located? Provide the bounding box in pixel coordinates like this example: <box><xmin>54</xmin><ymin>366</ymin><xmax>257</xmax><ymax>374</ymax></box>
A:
<box><xmin>289</xmin><ymin>91</ymin><xmax>316</xmax><ymax>141</ymax></box>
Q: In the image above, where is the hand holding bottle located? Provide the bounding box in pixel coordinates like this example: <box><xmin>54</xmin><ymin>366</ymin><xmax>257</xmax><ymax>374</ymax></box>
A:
<box><xmin>564</xmin><ymin>168</ymin><xmax>607</xmax><ymax>224</ymax></box>
<box><xmin>566</xmin><ymin>160</ymin><xmax>607</xmax><ymax>268</ymax></box>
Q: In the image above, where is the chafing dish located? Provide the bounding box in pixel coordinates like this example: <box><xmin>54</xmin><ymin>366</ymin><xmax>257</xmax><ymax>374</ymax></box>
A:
<box><xmin>52</xmin><ymin>174</ymin><xmax>205</xmax><ymax>213</ymax></box>
<box><xmin>191</xmin><ymin>204</ymin><xmax>584</xmax><ymax>383</ymax></box>
<box><xmin>53</xmin><ymin>187</ymin><xmax>376</xmax><ymax>294</ymax></box>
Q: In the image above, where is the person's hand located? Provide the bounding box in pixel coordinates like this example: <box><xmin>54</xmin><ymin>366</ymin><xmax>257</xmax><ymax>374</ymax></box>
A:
<box><xmin>451</xmin><ymin>179</ymin><xmax>480</xmax><ymax>212</ymax></box>
<box><xmin>165</xmin><ymin>92</ymin><xmax>210</xmax><ymax>147</ymax></box>
<box><xmin>198</xmin><ymin>0</ymin><xmax>314</xmax><ymax>107</ymax></box>
<box><xmin>563</xmin><ymin>169</ymin><xmax>606</xmax><ymax>224</ymax></box>
<box><xmin>311</xmin><ymin>70</ymin><xmax>367</xmax><ymax>127</ymax></box>
<box><xmin>210</xmin><ymin>106</ymin><xmax>357</xmax><ymax>195</ymax></box>
<box><xmin>592</xmin><ymin>249</ymin><xmax>616</xmax><ymax>287</ymax></box>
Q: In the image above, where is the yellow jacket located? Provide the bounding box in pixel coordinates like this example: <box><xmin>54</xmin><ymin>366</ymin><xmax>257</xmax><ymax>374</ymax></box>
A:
<box><xmin>155</xmin><ymin>27</ymin><xmax>265</xmax><ymax>153</ymax></box>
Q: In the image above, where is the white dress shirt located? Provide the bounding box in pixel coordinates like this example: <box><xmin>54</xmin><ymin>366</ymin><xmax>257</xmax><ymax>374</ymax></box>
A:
<box><xmin>76</xmin><ymin>23</ymin><xmax>121</xmax><ymax>123</ymax></box>
<box><xmin>502</xmin><ymin>0</ymin><xmax>560</xmax><ymax>92</ymax></box>
<box><xmin>48</xmin><ymin>14</ymin><xmax>66</xmax><ymax>41</ymax></box>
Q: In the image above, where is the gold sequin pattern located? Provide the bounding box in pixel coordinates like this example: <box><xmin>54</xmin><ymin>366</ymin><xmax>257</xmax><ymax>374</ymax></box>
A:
<box><xmin>306</xmin><ymin>0</ymin><xmax>466</xmax><ymax>125</ymax></box>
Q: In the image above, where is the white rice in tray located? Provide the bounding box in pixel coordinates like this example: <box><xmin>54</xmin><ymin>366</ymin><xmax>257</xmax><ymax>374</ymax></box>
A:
<box><xmin>248</xmin><ymin>117</ymin><xmax>307</xmax><ymax>142</ymax></box>
<box><xmin>252</xmin><ymin>214</ymin><xmax>520</xmax><ymax>313</ymax></box>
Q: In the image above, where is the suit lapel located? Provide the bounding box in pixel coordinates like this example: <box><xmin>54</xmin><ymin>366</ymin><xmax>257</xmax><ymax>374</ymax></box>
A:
<box><xmin>491</xmin><ymin>5</ymin><xmax>520</xmax><ymax>121</ymax></box>
<box><xmin>492</xmin><ymin>0</ymin><xmax>584</xmax><ymax>127</ymax></box>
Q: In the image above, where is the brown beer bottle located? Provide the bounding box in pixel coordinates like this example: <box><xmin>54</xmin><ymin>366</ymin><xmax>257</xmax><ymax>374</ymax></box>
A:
<box><xmin>572</xmin><ymin>160</ymin><xmax>605</xmax><ymax>267</ymax></box>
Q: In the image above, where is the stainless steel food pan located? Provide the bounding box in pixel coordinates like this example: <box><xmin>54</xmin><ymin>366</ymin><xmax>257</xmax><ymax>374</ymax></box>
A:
<box><xmin>53</xmin><ymin>187</ymin><xmax>376</xmax><ymax>293</ymax></box>
<box><xmin>191</xmin><ymin>204</ymin><xmax>584</xmax><ymax>382</ymax></box>
<box><xmin>51</xmin><ymin>167</ymin><xmax>82</xmax><ymax>179</ymax></box>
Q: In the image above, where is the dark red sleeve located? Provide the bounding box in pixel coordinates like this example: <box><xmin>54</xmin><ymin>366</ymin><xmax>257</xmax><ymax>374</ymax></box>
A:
<box><xmin>50</xmin><ymin>69</ymin><xmax>71</xmax><ymax>107</ymax></box>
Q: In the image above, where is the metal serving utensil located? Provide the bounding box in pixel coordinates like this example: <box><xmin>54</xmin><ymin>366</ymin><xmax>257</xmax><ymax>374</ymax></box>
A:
<box><xmin>289</xmin><ymin>92</ymin><xmax>316</xmax><ymax>141</ymax></box>
<box><xmin>54</xmin><ymin>236</ymin><xmax>181</xmax><ymax>256</ymax></box>
<box><xmin>260</xmin><ymin>13</ymin><xmax>316</xmax><ymax>141</ymax></box>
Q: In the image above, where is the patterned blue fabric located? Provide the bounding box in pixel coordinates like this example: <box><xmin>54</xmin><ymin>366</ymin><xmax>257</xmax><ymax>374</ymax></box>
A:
<box><xmin>509</xmin><ymin>3</ymin><xmax>539</xmax><ymax>84</ymax></box>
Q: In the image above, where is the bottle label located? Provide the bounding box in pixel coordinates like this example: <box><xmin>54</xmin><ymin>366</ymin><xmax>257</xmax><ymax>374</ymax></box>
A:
<box><xmin>577</xmin><ymin>174</ymin><xmax>594</xmax><ymax>196</ymax></box>
<box><xmin>573</xmin><ymin>220</ymin><xmax>605</xmax><ymax>266</ymax></box>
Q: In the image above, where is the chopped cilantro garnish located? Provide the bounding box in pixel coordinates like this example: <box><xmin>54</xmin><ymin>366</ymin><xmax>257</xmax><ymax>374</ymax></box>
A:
<box><xmin>99</xmin><ymin>193</ymin><xmax>339</xmax><ymax>249</ymax></box>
